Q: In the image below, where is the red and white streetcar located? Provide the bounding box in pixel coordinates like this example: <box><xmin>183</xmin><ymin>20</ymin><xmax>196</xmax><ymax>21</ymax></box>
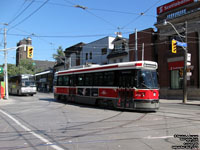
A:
<box><xmin>54</xmin><ymin>61</ymin><xmax>159</xmax><ymax>111</ymax></box>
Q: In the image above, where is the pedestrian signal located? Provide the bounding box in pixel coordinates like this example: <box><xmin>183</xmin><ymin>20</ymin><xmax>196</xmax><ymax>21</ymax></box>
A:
<box><xmin>27</xmin><ymin>46</ymin><xmax>33</xmax><ymax>58</ymax></box>
<box><xmin>172</xmin><ymin>39</ymin><xmax>177</xmax><ymax>53</ymax></box>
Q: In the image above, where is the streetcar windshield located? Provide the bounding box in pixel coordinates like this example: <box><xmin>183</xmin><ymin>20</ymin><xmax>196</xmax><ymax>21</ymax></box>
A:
<box><xmin>137</xmin><ymin>70</ymin><xmax>158</xmax><ymax>89</ymax></box>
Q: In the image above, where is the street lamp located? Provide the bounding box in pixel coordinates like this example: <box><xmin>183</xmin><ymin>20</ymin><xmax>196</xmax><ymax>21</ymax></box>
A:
<box><xmin>163</xmin><ymin>20</ymin><xmax>188</xmax><ymax>104</ymax></box>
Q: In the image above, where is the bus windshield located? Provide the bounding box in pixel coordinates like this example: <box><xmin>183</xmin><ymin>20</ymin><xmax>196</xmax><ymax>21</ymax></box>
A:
<box><xmin>22</xmin><ymin>81</ymin><xmax>36</xmax><ymax>87</ymax></box>
<box><xmin>137</xmin><ymin>70</ymin><xmax>158</xmax><ymax>89</ymax></box>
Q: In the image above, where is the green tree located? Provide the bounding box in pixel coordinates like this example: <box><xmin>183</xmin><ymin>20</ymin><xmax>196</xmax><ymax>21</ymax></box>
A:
<box><xmin>53</xmin><ymin>46</ymin><xmax>65</xmax><ymax>63</ymax></box>
<box><xmin>0</xmin><ymin>64</ymin><xmax>19</xmax><ymax>79</ymax></box>
<box><xmin>0</xmin><ymin>59</ymin><xmax>39</xmax><ymax>79</ymax></box>
<box><xmin>17</xmin><ymin>59</ymin><xmax>36</xmax><ymax>75</ymax></box>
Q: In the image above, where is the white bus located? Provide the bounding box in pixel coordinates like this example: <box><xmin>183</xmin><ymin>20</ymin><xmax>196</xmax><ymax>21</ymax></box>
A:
<box><xmin>9</xmin><ymin>74</ymin><xmax>37</xmax><ymax>96</ymax></box>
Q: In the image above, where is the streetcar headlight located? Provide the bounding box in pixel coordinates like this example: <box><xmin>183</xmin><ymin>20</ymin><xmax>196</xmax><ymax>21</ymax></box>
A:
<box><xmin>153</xmin><ymin>92</ymin><xmax>156</xmax><ymax>97</ymax></box>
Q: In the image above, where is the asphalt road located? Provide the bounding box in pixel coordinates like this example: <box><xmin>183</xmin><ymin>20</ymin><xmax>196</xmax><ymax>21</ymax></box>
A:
<box><xmin>0</xmin><ymin>92</ymin><xmax>199</xmax><ymax>150</ymax></box>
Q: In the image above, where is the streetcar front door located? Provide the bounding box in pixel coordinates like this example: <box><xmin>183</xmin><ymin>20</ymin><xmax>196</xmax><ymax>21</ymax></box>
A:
<box><xmin>118</xmin><ymin>71</ymin><xmax>134</xmax><ymax>108</ymax></box>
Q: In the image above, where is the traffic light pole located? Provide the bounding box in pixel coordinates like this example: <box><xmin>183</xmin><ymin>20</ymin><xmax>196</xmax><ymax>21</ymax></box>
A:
<box><xmin>164</xmin><ymin>20</ymin><xmax>188</xmax><ymax>104</ymax></box>
<box><xmin>183</xmin><ymin>21</ymin><xmax>188</xmax><ymax>104</ymax></box>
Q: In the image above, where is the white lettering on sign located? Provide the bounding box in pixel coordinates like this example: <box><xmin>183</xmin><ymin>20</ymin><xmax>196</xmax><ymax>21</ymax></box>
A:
<box><xmin>167</xmin><ymin>9</ymin><xmax>186</xmax><ymax>19</ymax></box>
<box><xmin>157</xmin><ymin>0</ymin><xmax>194</xmax><ymax>15</ymax></box>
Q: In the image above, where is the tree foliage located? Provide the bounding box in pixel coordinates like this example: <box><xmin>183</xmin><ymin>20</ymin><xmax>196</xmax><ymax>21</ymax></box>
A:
<box><xmin>0</xmin><ymin>59</ymin><xmax>37</xmax><ymax>79</ymax></box>
<box><xmin>53</xmin><ymin>46</ymin><xmax>65</xmax><ymax>63</ymax></box>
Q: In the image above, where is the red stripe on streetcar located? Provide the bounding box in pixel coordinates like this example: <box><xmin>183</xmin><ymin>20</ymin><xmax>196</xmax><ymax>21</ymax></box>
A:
<box><xmin>58</xmin><ymin>65</ymin><xmax>118</xmax><ymax>75</ymax></box>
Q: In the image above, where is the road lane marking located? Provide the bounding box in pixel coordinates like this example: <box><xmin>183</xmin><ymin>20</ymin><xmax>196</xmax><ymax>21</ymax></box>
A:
<box><xmin>144</xmin><ymin>135</ymin><xmax>173</xmax><ymax>139</ymax></box>
<box><xmin>0</xmin><ymin>109</ymin><xmax>64</xmax><ymax>150</ymax></box>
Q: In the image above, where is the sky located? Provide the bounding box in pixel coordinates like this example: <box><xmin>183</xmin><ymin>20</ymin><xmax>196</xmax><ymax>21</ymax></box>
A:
<box><xmin>0</xmin><ymin>0</ymin><xmax>173</xmax><ymax>65</ymax></box>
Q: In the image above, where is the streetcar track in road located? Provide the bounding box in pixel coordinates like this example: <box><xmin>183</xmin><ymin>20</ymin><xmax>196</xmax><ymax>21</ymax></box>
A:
<box><xmin>152</xmin><ymin>110</ymin><xmax>200</xmax><ymax>122</ymax></box>
<box><xmin>49</xmin><ymin>120</ymin><xmax>200</xmax><ymax>140</ymax></box>
<box><xmin>0</xmin><ymin>109</ymin><xmax>67</xmax><ymax>150</ymax></box>
<box><xmin>0</xmin><ymin>111</ymin><xmax>39</xmax><ymax>150</ymax></box>
<box><xmin>0</xmin><ymin>99</ymin><xmax>147</xmax><ymax>150</ymax></box>
<box><xmin>60</xmin><ymin>111</ymin><xmax>124</xmax><ymax>132</ymax></box>
<box><xmin>58</xmin><ymin>113</ymin><xmax>147</xmax><ymax>142</ymax></box>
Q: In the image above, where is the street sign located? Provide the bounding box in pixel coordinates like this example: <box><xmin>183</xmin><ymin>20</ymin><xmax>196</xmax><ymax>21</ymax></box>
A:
<box><xmin>0</xmin><ymin>67</ymin><xmax>3</xmax><ymax>74</ymax></box>
<box><xmin>176</xmin><ymin>41</ymin><xmax>187</xmax><ymax>47</ymax></box>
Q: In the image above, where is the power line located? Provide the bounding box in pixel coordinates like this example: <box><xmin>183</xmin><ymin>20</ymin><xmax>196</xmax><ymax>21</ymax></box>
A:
<box><xmin>121</xmin><ymin>0</ymin><xmax>162</xmax><ymax>29</ymax></box>
<box><xmin>90</xmin><ymin>7</ymin><xmax>156</xmax><ymax>18</ymax></box>
<box><xmin>8</xmin><ymin>0</ymin><xmax>49</xmax><ymax>31</ymax></box>
<box><xmin>84</xmin><ymin>9</ymin><xmax>118</xmax><ymax>29</ymax></box>
<box><xmin>72</xmin><ymin>3</ymin><xmax>119</xmax><ymax>30</ymax></box>
<box><xmin>8</xmin><ymin>0</ymin><xmax>35</xmax><ymax>25</ymax></box>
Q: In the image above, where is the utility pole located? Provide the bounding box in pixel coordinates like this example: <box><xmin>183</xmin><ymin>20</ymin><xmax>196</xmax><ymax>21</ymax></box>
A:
<box><xmin>183</xmin><ymin>21</ymin><xmax>188</xmax><ymax>104</ymax></box>
<box><xmin>3</xmin><ymin>27</ymin><xmax>9</xmax><ymax>100</ymax></box>
<box><xmin>135</xmin><ymin>28</ymin><xmax>138</xmax><ymax>61</ymax></box>
<box><xmin>142</xmin><ymin>43</ymin><xmax>144</xmax><ymax>61</ymax></box>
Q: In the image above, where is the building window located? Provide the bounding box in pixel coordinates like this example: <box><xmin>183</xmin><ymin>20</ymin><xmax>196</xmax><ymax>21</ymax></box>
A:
<box><xmin>101</xmin><ymin>48</ymin><xmax>107</xmax><ymax>55</ymax></box>
<box><xmin>120</xmin><ymin>59</ymin><xmax>123</xmax><ymax>62</ymax></box>
<box><xmin>90</xmin><ymin>52</ymin><xmax>92</xmax><ymax>59</ymax></box>
<box><xmin>86</xmin><ymin>53</ymin><xmax>88</xmax><ymax>60</ymax></box>
<box><xmin>114</xmin><ymin>43</ymin><xmax>122</xmax><ymax>51</ymax></box>
<box><xmin>171</xmin><ymin>70</ymin><xmax>183</xmax><ymax>89</ymax></box>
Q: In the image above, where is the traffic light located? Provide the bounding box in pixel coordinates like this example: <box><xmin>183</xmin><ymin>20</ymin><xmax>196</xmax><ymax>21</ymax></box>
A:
<box><xmin>172</xmin><ymin>39</ymin><xmax>177</xmax><ymax>53</ymax></box>
<box><xmin>27</xmin><ymin>46</ymin><xmax>33</xmax><ymax>58</ymax></box>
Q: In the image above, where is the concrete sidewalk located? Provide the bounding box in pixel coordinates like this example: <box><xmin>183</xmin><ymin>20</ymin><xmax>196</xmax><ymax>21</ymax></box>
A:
<box><xmin>160</xmin><ymin>99</ymin><xmax>200</xmax><ymax>105</ymax></box>
<box><xmin>0</xmin><ymin>98</ymin><xmax>15</xmax><ymax>106</ymax></box>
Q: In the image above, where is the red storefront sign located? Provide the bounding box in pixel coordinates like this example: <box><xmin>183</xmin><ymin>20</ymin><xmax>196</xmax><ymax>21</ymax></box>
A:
<box><xmin>168</xmin><ymin>61</ymin><xmax>184</xmax><ymax>70</ymax></box>
<box><xmin>157</xmin><ymin>0</ymin><xmax>194</xmax><ymax>15</ymax></box>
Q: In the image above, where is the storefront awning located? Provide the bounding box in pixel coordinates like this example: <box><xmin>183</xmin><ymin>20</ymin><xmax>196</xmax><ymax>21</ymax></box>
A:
<box><xmin>168</xmin><ymin>61</ymin><xmax>184</xmax><ymax>70</ymax></box>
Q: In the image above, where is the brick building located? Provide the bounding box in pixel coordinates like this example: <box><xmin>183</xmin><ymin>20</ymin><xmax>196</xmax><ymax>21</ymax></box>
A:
<box><xmin>16</xmin><ymin>37</ymin><xmax>32</xmax><ymax>66</ymax></box>
<box><xmin>155</xmin><ymin>0</ymin><xmax>200</xmax><ymax>99</ymax></box>
<box><xmin>129</xmin><ymin>28</ymin><xmax>157</xmax><ymax>62</ymax></box>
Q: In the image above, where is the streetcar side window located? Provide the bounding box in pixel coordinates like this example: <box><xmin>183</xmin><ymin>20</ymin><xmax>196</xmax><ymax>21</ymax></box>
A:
<box><xmin>69</xmin><ymin>75</ymin><xmax>76</xmax><ymax>86</ymax></box>
<box><xmin>63</xmin><ymin>75</ymin><xmax>69</xmax><ymax>86</ymax></box>
<box><xmin>85</xmin><ymin>73</ymin><xmax>93</xmax><ymax>86</ymax></box>
<box><xmin>104</xmin><ymin>71</ymin><xmax>115</xmax><ymax>86</ymax></box>
<box><xmin>93</xmin><ymin>72</ymin><xmax>103</xmax><ymax>86</ymax></box>
<box><xmin>77</xmin><ymin>74</ymin><xmax>84</xmax><ymax>86</ymax></box>
<box><xmin>57</xmin><ymin>76</ymin><xmax>63</xmax><ymax>86</ymax></box>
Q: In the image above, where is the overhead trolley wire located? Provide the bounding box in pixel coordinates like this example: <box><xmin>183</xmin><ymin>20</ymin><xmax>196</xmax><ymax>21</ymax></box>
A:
<box><xmin>8</xmin><ymin>0</ymin><xmax>50</xmax><ymax>31</ymax></box>
<box><xmin>121</xmin><ymin>0</ymin><xmax>162</xmax><ymax>29</ymax></box>
<box><xmin>8</xmin><ymin>0</ymin><xmax>35</xmax><ymax>25</ymax></box>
